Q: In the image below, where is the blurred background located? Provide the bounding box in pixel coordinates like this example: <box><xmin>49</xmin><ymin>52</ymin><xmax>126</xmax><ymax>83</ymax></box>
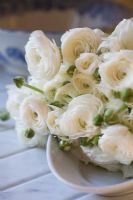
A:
<box><xmin>0</xmin><ymin>0</ymin><xmax>133</xmax><ymax>76</ymax></box>
<box><xmin>0</xmin><ymin>0</ymin><xmax>132</xmax><ymax>31</ymax></box>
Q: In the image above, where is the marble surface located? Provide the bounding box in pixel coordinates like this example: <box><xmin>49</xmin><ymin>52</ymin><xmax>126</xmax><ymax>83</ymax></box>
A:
<box><xmin>1</xmin><ymin>69</ymin><xmax>133</xmax><ymax>200</ymax></box>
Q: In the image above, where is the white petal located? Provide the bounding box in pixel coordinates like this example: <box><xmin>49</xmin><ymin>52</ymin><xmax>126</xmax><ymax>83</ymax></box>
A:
<box><xmin>99</xmin><ymin>125</ymin><xmax>133</xmax><ymax>165</ymax></box>
<box><xmin>61</xmin><ymin>28</ymin><xmax>100</xmax><ymax>64</ymax></box>
<box><xmin>75</xmin><ymin>53</ymin><xmax>100</xmax><ymax>74</ymax></box>
<box><xmin>58</xmin><ymin>94</ymin><xmax>103</xmax><ymax>138</ymax></box>
<box><xmin>19</xmin><ymin>95</ymin><xmax>49</xmax><ymax>135</ymax></box>
<box><xmin>25</xmin><ymin>30</ymin><xmax>61</xmax><ymax>80</ymax></box>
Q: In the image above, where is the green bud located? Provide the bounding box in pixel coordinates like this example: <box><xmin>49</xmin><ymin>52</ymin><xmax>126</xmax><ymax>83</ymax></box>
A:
<box><xmin>50</xmin><ymin>101</ymin><xmax>64</xmax><ymax>108</ymax></box>
<box><xmin>112</xmin><ymin>90</ymin><xmax>121</xmax><ymax>98</ymax></box>
<box><xmin>25</xmin><ymin>128</ymin><xmax>35</xmax><ymax>139</ymax></box>
<box><xmin>83</xmin><ymin>83</ymin><xmax>90</xmax><ymax>88</ymax></box>
<box><xmin>13</xmin><ymin>76</ymin><xmax>25</xmax><ymax>88</ymax></box>
<box><xmin>13</xmin><ymin>76</ymin><xmax>44</xmax><ymax>94</ymax></box>
<box><xmin>120</xmin><ymin>88</ymin><xmax>133</xmax><ymax>101</ymax></box>
<box><xmin>80</xmin><ymin>137</ymin><xmax>90</xmax><ymax>146</ymax></box>
<box><xmin>59</xmin><ymin>140</ymin><xmax>71</xmax><ymax>151</ymax></box>
<box><xmin>91</xmin><ymin>135</ymin><xmax>100</xmax><ymax>146</ymax></box>
<box><xmin>103</xmin><ymin>109</ymin><xmax>118</xmax><ymax>124</ymax></box>
<box><xmin>66</xmin><ymin>65</ymin><xmax>76</xmax><ymax>77</ymax></box>
<box><xmin>0</xmin><ymin>109</ymin><xmax>10</xmax><ymax>121</ymax></box>
<box><xmin>93</xmin><ymin>68</ymin><xmax>101</xmax><ymax>82</ymax></box>
<box><xmin>93</xmin><ymin>114</ymin><xmax>103</xmax><ymax>126</ymax></box>
<box><xmin>80</xmin><ymin>135</ymin><xmax>100</xmax><ymax>147</ymax></box>
<box><xmin>100</xmin><ymin>94</ymin><xmax>108</xmax><ymax>103</ymax></box>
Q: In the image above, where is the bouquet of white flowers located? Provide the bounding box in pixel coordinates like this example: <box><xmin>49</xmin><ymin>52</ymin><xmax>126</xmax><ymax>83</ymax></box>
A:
<box><xmin>6</xmin><ymin>18</ymin><xmax>133</xmax><ymax>178</ymax></box>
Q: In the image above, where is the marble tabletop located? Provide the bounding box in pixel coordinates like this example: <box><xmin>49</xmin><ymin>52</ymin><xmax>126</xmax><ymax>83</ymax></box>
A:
<box><xmin>1</xmin><ymin>68</ymin><xmax>133</xmax><ymax>200</ymax></box>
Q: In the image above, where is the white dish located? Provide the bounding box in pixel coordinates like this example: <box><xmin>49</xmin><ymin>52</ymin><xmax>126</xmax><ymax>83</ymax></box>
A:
<box><xmin>46</xmin><ymin>135</ymin><xmax>133</xmax><ymax>196</ymax></box>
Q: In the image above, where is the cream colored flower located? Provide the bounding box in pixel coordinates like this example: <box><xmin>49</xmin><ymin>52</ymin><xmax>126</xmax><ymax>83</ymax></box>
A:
<box><xmin>58</xmin><ymin>94</ymin><xmax>103</xmax><ymax>138</ymax></box>
<box><xmin>19</xmin><ymin>95</ymin><xmax>49</xmax><ymax>135</ymax></box>
<box><xmin>25</xmin><ymin>30</ymin><xmax>61</xmax><ymax>80</ymax></box>
<box><xmin>16</xmin><ymin>122</ymin><xmax>47</xmax><ymax>147</ymax></box>
<box><xmin>99</xmin><ymin>51</ymin><xmax>133</xmax><ymax>92</ymax></box>
<box><xmin>61</xmin><ymin>28</ymin><xmax>100</xmax><ymax>64</ymax></box>
<box><xmin>98</xmin><ymin>37</ymin><xmax>122</xmax><ymax>53</ymax></box>
<box><xmin>72</xmin><ymin>71</ymin><xmax>96</xmax><ymax>94</ymax></box>
<box><xmin>47</xmin><ymin>109</ymin><xmax>62</xmax><ymax>135</ymax></box>
<box><xmin>81</xmin><ymin>146</ymin><xmax>120</xmax><ymax>172</ymax></box>
<box><xmin>99</xmin><ymin>124</ymin><xmax>133</xmax><ymax>165</ymax></box>
<box><xmin>43</xmin><ymin>74</ymin><xmax>66</xmax><ymax>103</ymax></box>
<box><xmin>54</xmin><ymin>83</ymin><xmax>77</xmax><ymax>104</ymax></box>
<box><xmin>112</xmin><ymin>18</ymin><xmax>133</xmax><ymax>49</ymax></box>
<box><xmin>93</xmin><ymin>29</ymin><xmax>106</xmax><ymax>41</ymax></box>
<box><xmin>6</xmin><ymin>85</ymin><xmax>30</xmax><ymax>120</ymax></box>
<box><xmin>75</xmin><ymin>53</ymin><xmax>100</xmax><ymax>74</ymax></box>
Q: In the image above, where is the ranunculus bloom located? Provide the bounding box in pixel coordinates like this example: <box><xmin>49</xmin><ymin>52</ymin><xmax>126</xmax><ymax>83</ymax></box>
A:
<box><xmin>99</xmin><ymin>50</ymin><xmax>133</xmax><ymax>93</ymax></box>
<box><xmin>58</xmin><ymin>94</ymin><xmax>103</xmax><ymax>138</ymax></box>
<box><xmin>99</xmin><ymin>125</ymin><xmax>133</xmax><ymax>165</ymax></box>
<box><xmin>61</xmin><ymin>28</ymin><xmax>100</xmax><ymax>65</ymax></box>
<box><xmin>19</xmin><ymin>95</ymin><xmax>49</xmax><ymax>135</ymax></box>
<box><xmin>25</xmin><ymin>30</ymin><xmax>61</xmax><ymax>80</ymax></box>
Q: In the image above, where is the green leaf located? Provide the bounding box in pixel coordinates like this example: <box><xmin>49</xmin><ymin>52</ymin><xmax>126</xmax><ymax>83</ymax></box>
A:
<box><xmin>103</xmin><ymin>109</ymin><xmax>119</xmax><ymax>125</ymax></box>
<box><xmin>66</xmin><ymin>65</ymin><xmax>76</xmax><ymax>77</ymax></box>
<box><xmin>50</xmin><ymin>101</ymin><xmax>64</xmax><ymax>108</ymax></box>
<box><xmin>111</xmin><ymin>90</ymin><xmax>121</xmax><ymax>98</ymax></box>
<box><xmin>120</xmin><ymin>88</ymin><xmax>133</xmax><ymax>102</ymax></box>
<box><xmin>80</xmin><ymin>135</ymin><xmax>100</xmax><ymax>147</ymax></box>
<box><xmin>93</xmin><ymin>68</ymin><xmax>101</xmax><ymax>82</ymax></box>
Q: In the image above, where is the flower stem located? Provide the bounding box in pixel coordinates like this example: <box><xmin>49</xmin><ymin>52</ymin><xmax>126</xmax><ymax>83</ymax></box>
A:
<box><xmin>24</xmin><ymin>83</ymin><xmax>44</xmax><ymax>95</ymax></box>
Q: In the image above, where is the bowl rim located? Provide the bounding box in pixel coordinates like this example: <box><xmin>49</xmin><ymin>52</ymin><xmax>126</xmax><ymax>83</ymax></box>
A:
<box><xmin>46</xmin><ymin>135</ymin><xmax>133</xmax><ymax>194</ymax></box>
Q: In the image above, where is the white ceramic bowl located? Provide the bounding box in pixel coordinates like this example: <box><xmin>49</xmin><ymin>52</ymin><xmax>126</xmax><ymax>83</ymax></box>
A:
<box><xmin>47</xmin><ymin>135</ymin><xmax>133</xmax><ymax>196</ymax></box>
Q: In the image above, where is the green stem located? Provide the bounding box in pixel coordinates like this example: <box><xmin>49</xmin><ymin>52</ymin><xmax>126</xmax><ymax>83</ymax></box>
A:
<box><xmin>24</xmin><ymin>83</ymin><xmax>44</xmax><ymax>95</ymax></box>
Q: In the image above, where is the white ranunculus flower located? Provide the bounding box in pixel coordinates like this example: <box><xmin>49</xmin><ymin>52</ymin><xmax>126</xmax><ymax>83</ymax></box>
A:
<box><xmin>19</xmin><ymin>95</ymin><xmax>49</xmax><ymax>135</ymax></box>
<box><xmin>99</xmin><ymin>125</ymin><xmax>133</xmax><ymax>165</ymax></box>
<box><xmin>6</xmin><ymin>85</ymin><xmax>30</xmax><ymax>120</ymax></box>
<box><xmin>75</xmin><ymin>53</ymin><xmax>100</xmax><ymax>74</ymax></box>
<box><xmin>81</xmin><ymin>146</ymin><xmax>120</xmax><ymax>172</ymax></box>
<box><xmin>99</xmin><ymin>50</ymin><xmax>133</xmax><ymax>92</ymax></box>
<box><xmin>25</xmin><ymin>30</ymin><xmax>61</xmax><ymax>80</ymax></box>
<box><xmin>112</xmin><ymin>18</ymin><xmax>133</xmax><ymax>49</ymax></box>
<box><xmin>16</xmin><ymin>122</ymin><xmax>47</xmax><ymax>147</ymax></box>
<box><xmin>61</xmin><ymin>28</ymin><xmax>100</xmax><ymax>64</ymax></box>
<box><xmin>58</xmin><ymin>94</ymin><xmax>103</xmax><ymax>138</ymax></box>
<box><xmin>98</xmin><ymin>37</ymin><xmax>123</xmax><ymax>54</ymax></box>
<box><xmin>43</xmin><ymin>74</ymin><xmax>67</xmax><ymax>103</ymax></box>
<box><xmin>72</xmin><ymin>71</ymin><xmax>96</xmax><ymax>94</ymax></box>
<box><xmin>54</xmin><ymin>83</ymin><xmax>77</xmax><ymax>104</ymax></box>
<box><xmin>106</xmin><ymin>98</ymin><xmax>124</xmax><ymax>111</ymax></box>
<box><xmin>47</xmin><ymin>109</ymin><xmax>63</xmax><ymax>135</ymax></box>
<box><xmin>93</xmin><ymin>29</ymin><xmax>106</xmax><ymax>41</ymax></box>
